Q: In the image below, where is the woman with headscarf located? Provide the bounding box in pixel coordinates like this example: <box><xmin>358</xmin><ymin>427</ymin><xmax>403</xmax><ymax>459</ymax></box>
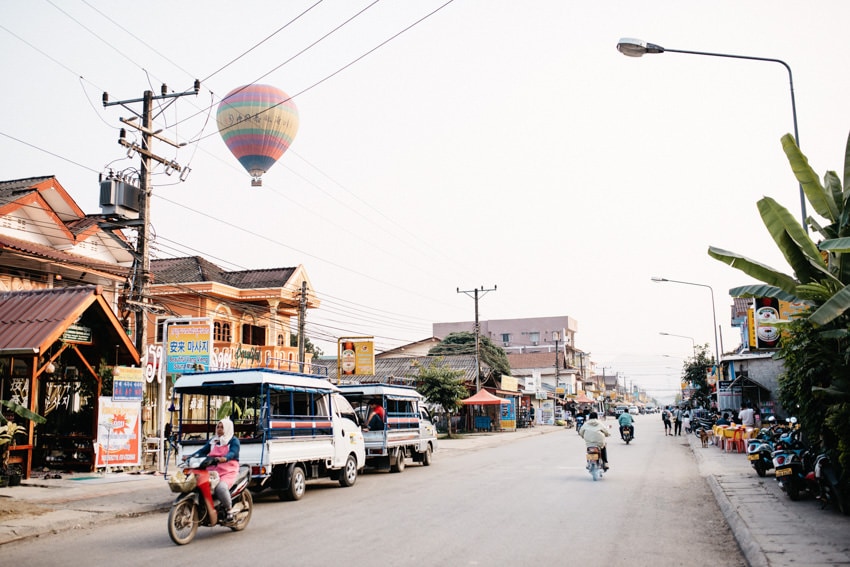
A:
<box><xmin>189</xmin><ymin>417</ymin><xmax>241</xmax><ymax>521</ymax></box>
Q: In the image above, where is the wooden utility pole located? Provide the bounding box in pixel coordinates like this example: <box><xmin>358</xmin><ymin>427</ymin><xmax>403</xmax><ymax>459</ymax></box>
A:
<box><xmin>102</xmin><ymin>81</ymin><xmax>199</xmax><ymax>353</ymax></box>
<box><xmin>457</xmin><ymin>285</ymin><xmax>497</xmax><ymax>391</ymax></box>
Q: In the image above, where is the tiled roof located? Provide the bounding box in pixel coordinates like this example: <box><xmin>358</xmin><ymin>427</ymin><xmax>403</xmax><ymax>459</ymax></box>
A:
<box><xmin>313</xmin><ymin>354</ymin><xmax>486</xmax><ymax>385</ymax></box>
<box><xmin>151</xmin><ymin>256</ymin><xmax>296</xmax><ymax>288</ymax></box>
<box><xmin>0</xmin><ymin>176</ymin><xmax>54</xmax><ymax>199</ymax></box>
<box><xmin>0</xmin><ymin>233</ymin><xmax>129</xmax><ymax>277</ymax></box>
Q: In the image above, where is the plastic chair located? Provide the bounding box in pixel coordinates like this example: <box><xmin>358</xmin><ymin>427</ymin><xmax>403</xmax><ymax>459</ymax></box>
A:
<box><xmin>726</xmin><ymin>428</ymin><xmax>745</xmax><ymax>453</ymax></box>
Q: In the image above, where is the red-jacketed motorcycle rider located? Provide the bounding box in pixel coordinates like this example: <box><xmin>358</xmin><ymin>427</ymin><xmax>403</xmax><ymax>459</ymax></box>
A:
<box><xmin>186</xmin><ymin>417</ymin><xmax>240</xmax><ymax>521</ymax></box>
<box><xmin>579</xmin><ymin>411</ymin><xmax>611</xmax><ymax>471</ymax></box>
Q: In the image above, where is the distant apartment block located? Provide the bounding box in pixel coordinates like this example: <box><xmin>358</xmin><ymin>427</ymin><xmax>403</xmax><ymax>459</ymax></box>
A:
<box><xmin>433</xmin><ymin>315</ymin><xmax>578</xmax><ymax>354</ymax></box>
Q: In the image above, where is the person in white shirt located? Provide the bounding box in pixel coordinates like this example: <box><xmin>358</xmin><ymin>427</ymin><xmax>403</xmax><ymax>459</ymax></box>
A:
<box><xmin>738</xmin><ymin>403</ymin><xmax>755</xmax><ymax>427</ymax></box>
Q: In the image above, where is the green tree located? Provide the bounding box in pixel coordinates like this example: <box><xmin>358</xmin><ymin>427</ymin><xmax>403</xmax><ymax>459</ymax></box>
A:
<box><xmin>410</xmin><ymin>357</ymin><xmax>468</xmax><ymax>438</ymax></box>
<box><xmin>289</xmin><ymin>334</ymin><xmax>324</xmax><ymax>358</ymax></box>
<box><xmin>428</xmin><ymin>332</ymin><xmax>511</xmax><ymax>382</ymax></box>
<box><xmin>681</xmin><ymin>344</ymin><xmax>713</xmax><ymax>409</ymax></box>
<box><xmin>708</xmin><ymin>131</ymin><xmax>850</xmax><ymax>492</ymax></box>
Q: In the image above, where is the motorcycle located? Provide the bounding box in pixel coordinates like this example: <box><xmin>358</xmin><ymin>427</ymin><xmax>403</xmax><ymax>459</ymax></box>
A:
<box><xmin>586</xmin><ymin>446</ymin><xmax>604</xmax><ymax>481</ymax></box>
<box><xmin>772</xmin><ymin>428</ymin><xmax>814</xmax><ymax>501</ymax></box>
<box><xmin>621</xmin><ymin>424</ymin><xmax>633</xmax><ymax>445</ymax></box>
<box><xmin>814</xmin><ymin>450</ymin><xmax>850</xmax><ymax>516</ymax></box>
<box><xmin>575</xmin><ymin>415</ymin><xmax>585</xmax><ymax>435</ymax></box>
<box><xmin>747</xmin><ymin>421</ymin><xmax>786</xmax><ymax>477</ymax></box>
<box><xmin>167</xmin><ymin>456</ymin><xmax>253</xmax><ymax>545</ymax></box>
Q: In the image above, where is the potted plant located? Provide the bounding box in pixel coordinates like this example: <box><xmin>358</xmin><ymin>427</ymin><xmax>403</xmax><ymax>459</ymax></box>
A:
<box><xmin>1</xmin><ymin>399</ymin><xmax>46</xmax><ymax>484</ymax></box>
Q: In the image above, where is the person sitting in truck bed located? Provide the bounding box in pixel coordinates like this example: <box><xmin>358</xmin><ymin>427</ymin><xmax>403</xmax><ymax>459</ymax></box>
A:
<box><xmin>364</xmin><ymin>399</ymin><xmax>386</xmax><ymax>431</ymax></box>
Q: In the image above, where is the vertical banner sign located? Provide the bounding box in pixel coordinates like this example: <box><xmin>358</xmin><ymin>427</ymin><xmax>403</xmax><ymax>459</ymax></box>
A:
<box><xmin>754</xmin><ymin>297</ymin><xmax>781</xmax><ymax>349</ymax></box>
<box><xmin>354</xmin><ymin>341</ymin><xmax>375</xmax><ymax>375</ymax></box>
<box><xmin>113</xmin><ymin>366</ymin><xmax>145</xmax><ymax>401</ymax></box>
<box><xmin>167</xmin><ymin>323</ymin><xmax>212</xmax><ymax>374</ymax></box>
<box><xmin>340</xmin><ymin>341</ymin><xmax>356</xmax><ymax>375</ymax></box>
<box><xmin>96</xmin><ymin>397</ymin><xmax>141</xmax><ymax>468</ymax></box>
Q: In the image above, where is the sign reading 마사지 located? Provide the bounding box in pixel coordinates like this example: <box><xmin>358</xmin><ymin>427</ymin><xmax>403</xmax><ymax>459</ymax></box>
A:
<box><xmin>166</xmin><ymin>324</ymin><xmax>212</xmax><ymax>373</ymax></box>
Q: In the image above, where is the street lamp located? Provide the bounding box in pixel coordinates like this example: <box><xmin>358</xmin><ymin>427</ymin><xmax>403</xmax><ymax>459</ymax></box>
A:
<box><xmin>659</xmin><ymin>332</ymin><xmax>696</xmax><ymax>357</ymax></box>
<box><xmin>616</xmin><ymin>38</ymin><xmax>806</xmax><ymax>231</ymax></box>
<box><xmin>652</xmin><ymin>276</ymin><xmax>720</xmax><ymax>363</ymax></box>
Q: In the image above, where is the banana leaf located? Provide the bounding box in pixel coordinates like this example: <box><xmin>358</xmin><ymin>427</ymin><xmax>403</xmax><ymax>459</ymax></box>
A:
<box><xmin>707</xmin><ymin>246</ymin><xmax>800</xmax><ymax>293</ymax></box>
<box><xmin>809</xmin><ymin>284</ymin><xmax>850</xmax><ymax>326</ymax></box>
<box><xmin>0</xmin><ymin>400</ymin><xmax>46</xmax><ymax>425</ymax></box>
<box><xmin>727</xmin><ymin>284</ymin><xmax>802</xmax><ymax>303</ymax></box>
<box><xmin>782</xmin><ymin>134</ymin><xmax>837</xmax><ymax>222</ymax></box>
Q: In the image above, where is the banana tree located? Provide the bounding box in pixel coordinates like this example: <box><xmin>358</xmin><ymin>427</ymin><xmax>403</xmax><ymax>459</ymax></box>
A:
<box><xmin>708</xmin><ymin>132</ymin><xmax>850</xmax><ymax>325</ymax></box>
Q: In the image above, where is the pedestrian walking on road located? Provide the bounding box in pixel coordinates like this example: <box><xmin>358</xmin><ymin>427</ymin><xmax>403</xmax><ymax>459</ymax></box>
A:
<box><xmin>674</xmin><ymin>407</ymin><xmax>684</xmax><ymax>435</ymax></box>
<box><xmin>662</xmin><ymin>406</ymin><xmax>673</xmax><ymax>435</ymax></box>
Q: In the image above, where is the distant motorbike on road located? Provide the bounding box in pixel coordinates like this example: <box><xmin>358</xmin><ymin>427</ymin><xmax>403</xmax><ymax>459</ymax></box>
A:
<box><xmin>620</xmin><ymin>424</ymin><xmax>633</xmax><ymax>445</ymax></box>
<box><xmin>167</xmin><ymin>456</ymin><xmax>253</xmax><ymax>545</ymax></box>
<box><xmin>575</xmin><ymin>415</ymin><xmax>585</xmax><ymax>435</ymax></box>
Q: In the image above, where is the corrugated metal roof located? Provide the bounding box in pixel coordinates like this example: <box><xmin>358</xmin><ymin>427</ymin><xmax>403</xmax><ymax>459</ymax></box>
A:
<box><xmin>0</xmin><ymin>285</ymin><xmax>138</xmax><ymax>363</ymax></box>
<box><xmin>0</xmin><ymin>286</ymin><xmax>102</xmax><ymax>352</ymax></box>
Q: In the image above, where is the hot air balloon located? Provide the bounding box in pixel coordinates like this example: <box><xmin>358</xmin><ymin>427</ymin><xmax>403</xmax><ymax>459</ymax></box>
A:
<box><xmin>216</xmin><ymin>84</ymin><xmax>299</xmax><ymax>186</ymax></box>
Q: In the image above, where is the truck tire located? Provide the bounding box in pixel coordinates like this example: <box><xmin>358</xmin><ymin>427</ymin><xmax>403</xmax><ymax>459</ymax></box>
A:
<box><xmin>390</xmin><ymin>448</ymin><xmax>406</xmax><ymax>473</ymax></box>
<box><xmin>281</xmin><ymin>465</ymin><xmax>306</xmax><ymax>501</ymax></box>
<box><xmin>339</xmin><ymin>454</ymin><xmax>358</xmax><ymax>487</ymax></box>
<box><xmin>421</xmin><ymin>445</ymin><xmax>432</xmax><ymax>467</ymax></box>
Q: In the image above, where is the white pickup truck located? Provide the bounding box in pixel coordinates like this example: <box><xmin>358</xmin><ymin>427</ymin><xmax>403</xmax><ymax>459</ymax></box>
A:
<box><xmin>338</xmin><ymin>383</ymin><xmax>437</xmax><ymax>472</ymax></box>
<box><xmin>173</xmin><ymin>368</ymin><xmax>365</xmax><ymax>501</ymax></box>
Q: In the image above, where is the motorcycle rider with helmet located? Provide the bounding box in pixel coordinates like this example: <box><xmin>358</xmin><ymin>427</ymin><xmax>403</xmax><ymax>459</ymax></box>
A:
<box><xmin>580</xmin><ymin>411</ymin><xmax>611</xmax><ymax>470</ymax></box>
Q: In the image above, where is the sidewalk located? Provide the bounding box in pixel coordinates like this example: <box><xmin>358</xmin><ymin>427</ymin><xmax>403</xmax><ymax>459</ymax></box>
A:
<box><xmin>687</xmin><ymin>431</ymin><xmax>850</xmax><ymax>566</ymax></box>
<box><xmin>1</xmin><ymin>425</ymin><xmax>849</xmax><ymax>566</ymax></box>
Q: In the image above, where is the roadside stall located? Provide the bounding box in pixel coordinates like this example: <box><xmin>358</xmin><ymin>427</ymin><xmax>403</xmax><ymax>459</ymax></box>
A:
<box><xmin>0</xmin><ymin>286</ymin><xmax>139</xmax><ymax>479</ymax></box>
<box><xmin>460</xmin><ymin>389</ymin><xmax>511</xmax><ymax>432</ymax></box>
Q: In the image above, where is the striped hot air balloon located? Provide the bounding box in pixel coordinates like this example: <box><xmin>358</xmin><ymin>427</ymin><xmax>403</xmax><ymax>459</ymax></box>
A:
<box><xmin>216</xmin><ymin>84</ymin><xmax>299</xmax><ymax>186</ymax></box>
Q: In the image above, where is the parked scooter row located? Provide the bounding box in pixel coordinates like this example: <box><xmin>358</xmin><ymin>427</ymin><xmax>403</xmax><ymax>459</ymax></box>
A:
<box><xmin>768</xmin><ymin>417</ymin><xmax>850</xmax><ymax>516</ymax></box>
<box><xmin>746</xmin><ymin>415</ymin><xmax>796</xmax><ymax>478</ymax></box>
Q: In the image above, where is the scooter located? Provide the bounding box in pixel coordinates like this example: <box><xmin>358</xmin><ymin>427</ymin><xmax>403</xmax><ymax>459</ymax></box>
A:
<box><xmin>167</xmin><ymin>456</ymin><xmax>253</xmax><ymax>545</ymax></box>
<box><xmin>772</xmin><ymin>432</ymin><xmax>813</xmax><ymax>501</ymax></box>
<box><xmin>814</xmin><ymin>450</ymin><xmax>850</xmax><ymax>516</ymax></box>
<box><xmin>575</xmin><ymin>415</ymin><xmax>585</xmax><ymax>435</ymax></box>
<box><xmin>621</xmin><ymin>424</ymin><xmax>633</xmax><ymax>445</ymax></box>
<box><xmin>586</xmin><ymin>446</ymin><xmax>604</xmax><ymax>481</ymax></box>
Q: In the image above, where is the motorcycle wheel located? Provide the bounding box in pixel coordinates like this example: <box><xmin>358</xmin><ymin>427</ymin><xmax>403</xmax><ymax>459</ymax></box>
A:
<box><xmin>230</xmin><ymin>490</ymin><xmax>253</xmax><ymax>531</ymax></box>
<box><xmin>754</xmin><ymin>461</ymin><xmax>767</xmax><ymax>478</ymax></box>
<box><xmin>625</xmin><ymin>437</ymin><xmax>631</xmax><ymax>445</ymax></box>
<box><xmin>787</xmin><ymin>480</ymin><xmax>801</xmax><ymax>501</ymax></box>
<box><xmin>168</xmin><ymin>498</ymin><xmax>199</xmax><ymax>545</ymax></box>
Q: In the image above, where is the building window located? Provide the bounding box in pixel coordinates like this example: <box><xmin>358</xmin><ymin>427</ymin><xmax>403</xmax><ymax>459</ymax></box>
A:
<box><xmin>241</xmin><ymin>324</ymin><xmax>266</xmax><ymax>346</ymax></box>
<box><xmin>529</xmin><ymin>332</ymin><xmax>540</xmax><ymax>345</ymax></box>
<box><xmin>214</xmin><ymin>321</ymin><xmax>232</xmax><ymax>342</ymax></box>
<box><xmin>277</xmin><ymin>334</ymin><xmax>285</xmax><ymax>347</ymax></box>
<box><xmin>501</xmin><ymin>333</ymin><xmax>511</xmax><ymax>346</ymax></box>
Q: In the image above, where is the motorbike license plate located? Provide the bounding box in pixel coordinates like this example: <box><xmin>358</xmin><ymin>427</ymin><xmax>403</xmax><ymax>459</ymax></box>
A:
<box><xmin>748</xmin><ymin>454</ymin><xmax>760</xmax><ymax>461</ymax></box>
<box><xmin>775</xmin><ymin>467</ymin><xmax>792</xmax><ymax>477</ymax></box>
<box><xmin>586</xmin><ymin>453</ymin><xmax>599</xmax><ymax>461</ymax></box>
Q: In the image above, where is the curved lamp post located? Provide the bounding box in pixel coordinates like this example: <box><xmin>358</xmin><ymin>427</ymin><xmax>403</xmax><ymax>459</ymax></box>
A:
<box><xmin>659</xmin><ymin>332</ymin><xmax>696</xmax><ymax>357</ymax></box>
<box><xmin>616</xmin><ymin>38</ymin><xmax>806</xmax><ymax>231</ymax></box>
<box><xmin>652</xmin><ymin>276</ymin><xmax>720</xmax><ymax>363</ymax></box>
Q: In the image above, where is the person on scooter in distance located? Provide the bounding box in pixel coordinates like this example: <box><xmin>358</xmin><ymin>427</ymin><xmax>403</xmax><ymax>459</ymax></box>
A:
<box><xmin>188</xmin><ymin>417</ymin><xmax>240</xmax><ymax>522</ymax></box>
<box><xmin>580</xmin><ymin>411</ymin><xmax>611</xmax><ymax>471</ymax></box>
<box><xmin>617</xmin><ymin>407</ymin><xmax>635</xmax><ymax>440</ymax></box>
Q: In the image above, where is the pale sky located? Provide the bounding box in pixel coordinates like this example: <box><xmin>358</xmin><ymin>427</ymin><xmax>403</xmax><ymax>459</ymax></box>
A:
<box><xmin>3</xmin><ymin>1</ymin><xmax>849</xmax><ymax>403</ymax></box>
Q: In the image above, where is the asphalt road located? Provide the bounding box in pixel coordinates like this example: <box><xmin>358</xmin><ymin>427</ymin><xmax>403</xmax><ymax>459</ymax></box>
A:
<box><xmin>2</xmin><ymin>415</ymin><xmax>745</xmax><ymax>566</ymax></box>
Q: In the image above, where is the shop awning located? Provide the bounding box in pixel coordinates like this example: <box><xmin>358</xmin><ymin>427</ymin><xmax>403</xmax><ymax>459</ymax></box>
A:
<box><xmin>0</xmin><ymin>285</ymin><xmax>139</xmax><ymax>363</ymax></box>
<box><xmin>461</xmin><ymin>389</ymin><xmax>511</xmax><ymax>405</ymax></box>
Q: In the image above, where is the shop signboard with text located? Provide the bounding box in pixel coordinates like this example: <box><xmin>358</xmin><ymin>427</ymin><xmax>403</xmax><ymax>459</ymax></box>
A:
<box><xmin>96</xmin><ymin>397</ymin><xmax>141</xmax><ymax>468</ymax></box>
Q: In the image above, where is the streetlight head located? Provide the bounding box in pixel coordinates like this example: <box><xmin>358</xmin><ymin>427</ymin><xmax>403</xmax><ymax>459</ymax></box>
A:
<box><xmin>659</xmin><ymin>332</ymin><xmax>670</xmax><ymax>336</ymax></box>
<box><xmin>651</xmin><ymin>276</ymin><xmax>668</xmax><ymax>283</ymax></box>
<box><xmin>616</xmin><ymin>38</ymin><xmax>665</xmax><ymax>57</ymax></box>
